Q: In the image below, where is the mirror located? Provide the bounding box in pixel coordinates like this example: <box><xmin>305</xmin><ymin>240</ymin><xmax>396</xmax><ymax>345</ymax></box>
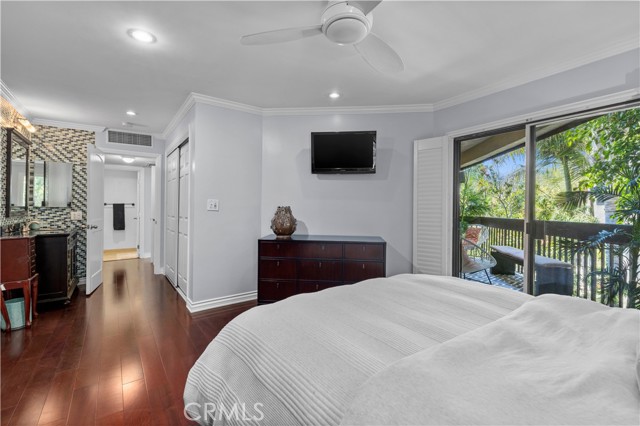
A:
<box><xmin>33</xmin><ymin>160</ymin><xmax>73</xmax><ymax>207</ymax></box>
<box><xmin>5</xmin><ymin>128</ymin><xmax>30</xmax><ymax>217</ymax></box>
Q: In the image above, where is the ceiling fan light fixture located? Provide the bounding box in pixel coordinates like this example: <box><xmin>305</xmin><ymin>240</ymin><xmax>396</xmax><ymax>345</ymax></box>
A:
<box><xmin>329</xmin><ymin>91</ymin><xmax>341</xmax><ymax>99</ymax></box>
<box><xmin>322</xmin><ymin>2</ymin><xmax>372</xmax><ymax>45</ymax></box>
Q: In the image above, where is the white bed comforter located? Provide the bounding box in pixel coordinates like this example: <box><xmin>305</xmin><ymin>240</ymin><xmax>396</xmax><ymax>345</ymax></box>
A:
<box><xmin>342</xmin><ymin>293</ymin><xmax>640</xmax><ymax>426</ymax></box>
<box><xmin>184</xmin><ymin>274</ymin><xmax>531</xmax><ymax>425</ymax></box>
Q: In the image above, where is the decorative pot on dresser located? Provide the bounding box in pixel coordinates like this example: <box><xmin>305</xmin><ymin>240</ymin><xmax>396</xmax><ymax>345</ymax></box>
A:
<box><xmin>258</xmin><ymin>234</ymin><xmax>386</xmax><ymax>304</ymax></box>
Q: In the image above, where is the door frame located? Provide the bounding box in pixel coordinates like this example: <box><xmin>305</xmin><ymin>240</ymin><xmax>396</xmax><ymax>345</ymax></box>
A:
<box><xmin>95</xmin><ymin>147</ymin><xmax>162</xmax><ymax>268</ymax></box>
<box><xmin>449</xmin><ymin>90</ymin><xmax>640</xmax><ymax>293</ymax></box>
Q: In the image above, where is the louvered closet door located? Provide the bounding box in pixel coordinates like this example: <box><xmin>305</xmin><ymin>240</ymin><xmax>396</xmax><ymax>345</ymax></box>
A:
<box><xmin>413</xmin><ymin>137</ymin><xmax>452</xmax><ymax>276</ymax></box>
<box><xmin>165</xmin><ymin>148</ymin><xmax>179</xmax><ymax>286</ymax></box>
<box><xmin>177</xmin><ymin>143</ymin><xmax>190</xmax><ymax>291</ymax></box>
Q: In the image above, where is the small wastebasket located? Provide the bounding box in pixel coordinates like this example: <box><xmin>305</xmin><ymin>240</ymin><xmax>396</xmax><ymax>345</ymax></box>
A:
<box><xmin>1</xmin><ymin>297</ymin><xmax>31</xmax><ymax>330</ymax></box>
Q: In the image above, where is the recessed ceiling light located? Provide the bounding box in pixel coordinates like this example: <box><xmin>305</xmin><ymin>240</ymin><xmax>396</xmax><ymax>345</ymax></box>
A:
<box><xmin>329</xmin><ymin>92</ymin><xmax>341</xmax><ymax>99</ymax></box>
<box><xmin>127</xmin><ymin>29</ymin><xmax>157</xmax><ymax>43</ymax></box>
<box><xmin>126</xmin><ymin>110</ymin><xmax>136</xmax><ymax>116</ymax></box>
<box><xmin>121</xmin><ymin>156</ymin><xmax>135</xmax><ymax>164</ymax></box>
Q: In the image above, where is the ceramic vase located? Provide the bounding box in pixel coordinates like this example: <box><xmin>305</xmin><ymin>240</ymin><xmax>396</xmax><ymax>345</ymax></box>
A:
<box><xmin>270</xmin><ymin>206</ymin><xmax>297</xmax><ymax>238</ymax></box>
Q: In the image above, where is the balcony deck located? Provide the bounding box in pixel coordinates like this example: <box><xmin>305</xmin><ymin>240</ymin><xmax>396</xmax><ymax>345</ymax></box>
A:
<box><xmin>461</xmin><ymin>216</ymin><xmax>634</xmax><ymax>306</ymax></box>
<box><xmin>463</xmin><ymin>270</ymin><xmax>524</xmax><ymax>292</ymax></box>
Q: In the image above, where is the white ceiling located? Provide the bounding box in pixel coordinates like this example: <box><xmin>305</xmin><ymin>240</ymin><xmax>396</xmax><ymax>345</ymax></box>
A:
<box><xmin>1</xmin><ymin>1</ymin><xmax>638</xmax><ymax>135</ymax></box>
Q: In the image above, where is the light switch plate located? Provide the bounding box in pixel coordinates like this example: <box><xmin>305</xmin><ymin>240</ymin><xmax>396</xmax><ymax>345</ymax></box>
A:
<box><xmin>207</xmin><ymin>199</ymin><xmax>219</xmax><ymax>211</ymax></box>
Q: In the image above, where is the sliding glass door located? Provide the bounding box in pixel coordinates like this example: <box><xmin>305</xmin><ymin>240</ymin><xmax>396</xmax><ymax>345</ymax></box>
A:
<box><xmin>455</xmin><ymin>101</ymin><xmax>639</xmax><ymax>307</ymax></box>
<box><xmin>529</xmin><ymin>105</ymin><xmax>639</xmax><ymax>306</ymax></box>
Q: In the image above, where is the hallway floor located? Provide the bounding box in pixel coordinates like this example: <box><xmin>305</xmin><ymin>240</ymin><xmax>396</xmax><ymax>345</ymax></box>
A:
<box><xmin>1</xmin><ymin>259</ymin><xmax>255</xmax><ymax>426</ymax></box>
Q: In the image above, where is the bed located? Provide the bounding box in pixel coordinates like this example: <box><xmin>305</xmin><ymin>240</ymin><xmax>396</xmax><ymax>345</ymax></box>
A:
<box><xmin>183</xmin><ymin>274</ymin><xmax>640</xmax><ymax>425</ymax></box>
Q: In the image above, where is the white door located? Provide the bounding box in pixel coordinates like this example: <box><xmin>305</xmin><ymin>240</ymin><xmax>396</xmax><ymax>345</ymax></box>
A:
<box><xmin>177</xmin><ymin>143</ymin><xmax>190</xmax><ymax>291</ymax></box>
<box><xmin>165</xmin><ymin>149</ymin><xmax>179</xmax><ymax>286</ymax></box>
<box><xmin>151</xmin><ymin>165</ymin><xmax>162</xmax><ymax>274</ymax></box>
<box><xmin>86</xmin><ymin>144</ymin><xmax>105</xmax><ymax>294</ymax></box>
<box><xmin>413</xmin><ymin>137</ymin><xmax>453</xmax><ymax>276</ymax></box>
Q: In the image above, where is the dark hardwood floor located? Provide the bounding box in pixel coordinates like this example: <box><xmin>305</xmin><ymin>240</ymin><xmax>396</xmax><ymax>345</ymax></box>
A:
<box><xmin>1</xmin><ymin>259</ymin><xmax>255</xmax><ymax>426</ymax></box>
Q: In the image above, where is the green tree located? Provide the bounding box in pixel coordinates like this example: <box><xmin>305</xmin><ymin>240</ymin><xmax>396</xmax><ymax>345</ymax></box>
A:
<box><xmin>559</xmin><ymin>107</ymin><xmax>640</xmax><ymax>308</ymax></box>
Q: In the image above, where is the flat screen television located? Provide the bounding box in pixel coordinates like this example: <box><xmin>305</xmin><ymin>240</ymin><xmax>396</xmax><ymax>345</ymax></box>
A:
<box><xmin>311</xmin><ymin>131</ymin><xmax>376</xmax><ymax>174</ymax></box>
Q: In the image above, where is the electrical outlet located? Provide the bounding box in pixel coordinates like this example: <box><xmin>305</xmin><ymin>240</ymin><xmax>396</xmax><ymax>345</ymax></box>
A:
<box><xmin>207</xmin><ymin>199</ymin><xmax>219</xmax><ymax>211</ymax></box>
<box><xmin>70</xmin><ymin>211</ymin><xmax>82</xmax><ymax>220</ymax></box>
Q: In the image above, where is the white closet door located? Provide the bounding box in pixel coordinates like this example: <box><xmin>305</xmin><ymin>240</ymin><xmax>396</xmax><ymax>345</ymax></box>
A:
<box><xmin>165</xmin><ymin>148</ymin><xmax>179</xmax><ymax>286</ymax></box>
<box><xmin>177</xmin><ymin>143</ymin><xmax>190</xmax><ymax>291</ymax></box>
<box><xmin>413</xmin><ymin>137</ymin><xmax>453</xmax><ymax>276</ymax></box>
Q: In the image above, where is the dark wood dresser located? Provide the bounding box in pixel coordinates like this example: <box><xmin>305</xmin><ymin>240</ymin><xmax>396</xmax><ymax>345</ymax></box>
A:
<box><xmin>35</xmin><ymin>230</ymin><xmax>78</xmax><ymax>304</ymax></box>
<box><xmin>258</xmin><ymin>235</ymin><xmax>386</xmax><ymax>304</ymax></box>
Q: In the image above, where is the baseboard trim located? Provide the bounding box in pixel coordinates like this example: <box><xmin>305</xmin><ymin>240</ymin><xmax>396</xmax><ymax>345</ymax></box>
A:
<box><xmin>186</xmin><ymin>291</ymin><xmax>257</xmax><ymax>313</ymax></box>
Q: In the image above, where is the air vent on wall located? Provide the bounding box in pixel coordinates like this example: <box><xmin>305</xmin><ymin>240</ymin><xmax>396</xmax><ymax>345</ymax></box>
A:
<box><xmin>108</xmin><ymin>130</ymin><xmax>152</xmax><ymax>147</ymax></box>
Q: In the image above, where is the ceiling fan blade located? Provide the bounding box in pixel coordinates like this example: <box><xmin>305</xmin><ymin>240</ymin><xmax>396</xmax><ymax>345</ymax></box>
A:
<box><xmin>240</xmin><ymin>25</ymin><xmax>323</xmax><ymax>45</ymax></box>
<box><xmin>354</xmin><ymin>33</ymin><xmax>404</xmax><ymax>73</ymax></box>
<box><xmin>350</xmin><ymin>1</ymin><xmax>383</xmax><ymax>15</ymax></box>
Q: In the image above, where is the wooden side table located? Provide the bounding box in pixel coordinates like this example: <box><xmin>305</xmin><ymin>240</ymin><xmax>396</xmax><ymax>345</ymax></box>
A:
<box><xmin>0</xmin><ymin>273</ymin><xmax>38</xmax><ymax>331</ymax></box>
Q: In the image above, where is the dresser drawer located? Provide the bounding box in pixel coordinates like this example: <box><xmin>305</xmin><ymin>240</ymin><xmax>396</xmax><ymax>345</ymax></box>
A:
<box><xmin>298</xmin><ymin>281</ymin><xmax>341</xmax><ymax>294</ymax></box>
<box><xmin>344</xmin><ymin>243</ymin><xmax>384</xmax><ymax>260</ymax></box>
<box><xmin>259</xmin><ymin>259</ymin><xmax>296</xmax><ymax>279</ymax></box>
<box><xmin>343</xmin><ymin>261</ymin><xmax>384</xmax><ymax>283</ymax></box>
<box><xmin>259</xmin><ymin>241</ymin><xmax>299</xmax><ymax>258</ymax></box>
<box><xmin>298</xmin><ymin>243</ymin><xmax>342</xmax><ymax>259</ymax></box>
<box><xmin>298</xmin><ymin>260</ymin><xmax>342</xmax><ymax>281</ymax></box>
<box><xmin>258</xmin><ymin>280</ymin><xmax>297</xmax><ymax>302</ymax></box>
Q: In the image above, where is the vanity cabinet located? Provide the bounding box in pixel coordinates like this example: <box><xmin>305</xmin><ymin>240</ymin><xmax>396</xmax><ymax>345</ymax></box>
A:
<box><xmin>258</xmin><ymin>235</ymin><xmax>386</xmax><ymax>304</ymax></box>
<box><xmin>35</xmin><ymin>230</ymin><xmax>78</xmax><ymax>303</ymax></box>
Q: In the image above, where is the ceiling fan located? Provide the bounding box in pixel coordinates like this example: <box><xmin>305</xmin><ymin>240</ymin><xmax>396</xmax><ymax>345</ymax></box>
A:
<box><xmin>240</xmin><ymin>1</ymin><xmax>403</xmax><ymax>74</ymax></box>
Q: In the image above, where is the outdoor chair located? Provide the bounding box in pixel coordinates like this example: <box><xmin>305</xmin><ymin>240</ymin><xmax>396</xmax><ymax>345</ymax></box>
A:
<box><xmin>461</xmin><ymin>237</ymin><xmax>497</xmax><ymax>284</ymax></box>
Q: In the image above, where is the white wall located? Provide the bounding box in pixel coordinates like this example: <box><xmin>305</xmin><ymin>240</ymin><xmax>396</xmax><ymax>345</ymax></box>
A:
<box><xmin>190</xmin><ymin>103</ymin><xmax>263</xmax><ymax>302</ymax></box>
<box><xmin>434</xmin><ymin>49</ymin><xmax>640</xmax><ymax>135</ymax></box>
<box><xmin>261</xmin><ymin>112</ymin><xmax>434</xmax><ymax>276</ymax></box>
<box><xmin>103</xmin><ymin>168</ymin><xmax>138</xmax><ymax>250</ymax></box>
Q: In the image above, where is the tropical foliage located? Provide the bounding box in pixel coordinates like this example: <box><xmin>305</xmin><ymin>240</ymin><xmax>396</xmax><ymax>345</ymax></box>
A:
<box><xmin>460</xmin><ymin>107</ymin><xmax>639</xmax><ymax>308</ymax></box>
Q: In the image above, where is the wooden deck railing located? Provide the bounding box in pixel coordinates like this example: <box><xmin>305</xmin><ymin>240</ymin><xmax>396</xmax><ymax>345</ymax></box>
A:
<box><xmin>467</xmin><ymin>217</ymin><xmax>634</xmax><ymax>306</ymax></box>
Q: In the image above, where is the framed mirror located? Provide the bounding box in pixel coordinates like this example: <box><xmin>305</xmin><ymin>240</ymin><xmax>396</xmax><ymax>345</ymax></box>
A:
<box><xmin>33</xmin><ymin>160</ymin><xmax>73</xmax><ymax>207</ymax></box>
<box><xmin>4</xmin><ymin>128</ymin><xmax>30</xmax><ymax>218</ymax></box>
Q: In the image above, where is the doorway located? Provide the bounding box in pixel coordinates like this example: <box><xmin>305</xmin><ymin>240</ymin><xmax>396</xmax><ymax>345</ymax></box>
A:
<box><xmin>454</xmin><ymin>101</ymin><xmax>640</xmax><ymax>307</ymax></box>
<box><xmin>102</xmin><ymin>154</ymin><xmax>157</xmax><ymax>264</ymax></box>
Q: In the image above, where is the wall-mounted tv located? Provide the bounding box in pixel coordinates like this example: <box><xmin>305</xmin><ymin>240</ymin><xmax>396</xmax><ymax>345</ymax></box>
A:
<box><xmin>311</xmin><ymin>131</ymin><xmax>376</xmax><ymax>174</ymax></box>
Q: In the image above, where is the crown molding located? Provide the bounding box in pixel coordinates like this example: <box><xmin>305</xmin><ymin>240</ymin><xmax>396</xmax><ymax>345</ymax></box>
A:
<box><xmin>262</xmin><ymin>103</ymin><xmax>434</xmax><ymax>116</ymax></box>
<box><xmin>162</xmin><ymin>92</ymin><xmax>262</xmax><ymax>139</ymax></box>
<box><xmin>191</xmin><ymin>92</ymin><xmax>263</xmax><ymax>115</ymax></box>
<box><xmin>446</xmin><ymin>88</ymin><xmax>640</xmax><ymax>139</ymax></box>
<box><xmin>31</xmin><ymin>118</ymin><xmax>106</xmax><ymax>133</ymax></box>
<box><xmin>434</xmin><ymin>39</ymin><xmax>640</xmax><ymax>111</ymax></box>
<box><xmin>0</xmin><ymin>79</ymin><xmax>31</xmax><ymax>119</ymax></box>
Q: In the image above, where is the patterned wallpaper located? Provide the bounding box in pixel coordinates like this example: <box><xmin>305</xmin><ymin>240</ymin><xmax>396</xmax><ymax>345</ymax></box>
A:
<box><xmin>1</xmin><ymin>125</ymin><xmax>95</xmax><ymax>279</ymax></box>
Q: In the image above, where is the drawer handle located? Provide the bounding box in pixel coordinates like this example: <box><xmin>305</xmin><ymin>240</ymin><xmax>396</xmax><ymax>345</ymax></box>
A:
<box><xmin>319</xmin><ymin>262</ymin><xmax>322</xmax><ymax>268</ymax></box>
<box><xmin>276</xmin><ymin>282</ymin><xmax>279</xmax><ymax>289</ymax></box>
<box><xmin>362</xmin><ymin>264</ymin><xmax>366</xmax><ymax>270</ymax></box>
<box><xmin>276</xmin><ymin>261</ymin><xmax>280</xmax><ymax>267</ymax></box>
<box><xmin>362</xmin><ymin>246</ymin><xmax>366</xmax><ymax>252</ymax></box>
<box><xmin>276</xmin><ymin>244</ymin><xmax>280</xmax><ymax>250</ymax></box>
<box><xmin>315</xmin><ymin>284</ymin><xmax>319</xmax><ymax>290</ymax></box>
